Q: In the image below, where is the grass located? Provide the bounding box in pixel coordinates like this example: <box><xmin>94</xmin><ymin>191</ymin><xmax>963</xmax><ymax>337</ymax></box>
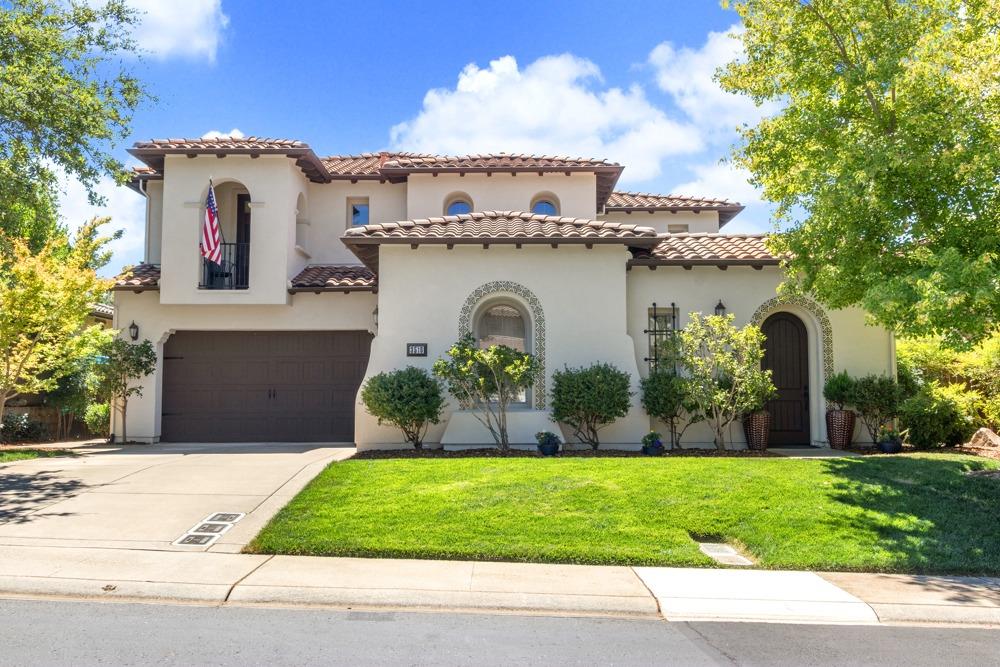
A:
<box><xmin>0</xmin><ymin>448</ymin><xmax>72</xmax><ymax>463</ymax></box>
<box><xmin>247</xmin><ymin>453</ymin><xmax>1000</xmax><ymax>575</ymax></box>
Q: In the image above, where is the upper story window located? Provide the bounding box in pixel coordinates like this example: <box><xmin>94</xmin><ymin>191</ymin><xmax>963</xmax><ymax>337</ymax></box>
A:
<box><xmin>530</xmin><ymin>194</ymin><xmax>560</xmax><ymax>216</ymax></box>
<box><xmin>445</xmin><ymin>196</ymin><xmax>473</xmax><ymax>216</ymax></box>
<box><xmin>349</xmin><ymin>197</ymin><xmax>370</xmax><ymax>226</ymax></box>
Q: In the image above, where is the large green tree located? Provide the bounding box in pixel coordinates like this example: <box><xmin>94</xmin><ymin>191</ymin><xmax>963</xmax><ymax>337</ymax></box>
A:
<box><xmin>719</xmin><ymin>0</ymin><xmax>1000</xmax><ymax>347</ymax></box>
<box><xmin>0</xmin><ymin>0</ymin><xmax>146</xmax><ymax>249</ymax></box>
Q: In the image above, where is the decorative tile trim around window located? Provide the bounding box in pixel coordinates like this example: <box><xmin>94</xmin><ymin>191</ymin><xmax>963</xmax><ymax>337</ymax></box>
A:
<box><xmin>459</xmin><ymin>281</ymin><xmax>547</xmax><ymax>409</ymax></box>
<box><xmin>750</xmin><ymin>294</ymin><xmax>834</xmax><ymax>409</ymax></box>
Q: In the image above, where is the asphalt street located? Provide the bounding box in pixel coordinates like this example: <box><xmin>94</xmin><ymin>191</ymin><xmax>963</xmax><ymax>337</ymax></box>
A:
<box><xmin>0</xmin><ymin>598</ymin><xmax>997</xmax><ymax>666</ymax></box>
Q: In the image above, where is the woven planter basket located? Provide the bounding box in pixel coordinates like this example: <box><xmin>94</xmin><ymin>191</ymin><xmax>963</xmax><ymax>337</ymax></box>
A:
<box><xmin>825</xmin><ymin>409</ymin><xmax>856</xmax><ymax>450</ymax></box>
<box><xmin>743</xmin><ymin>411</ymin><xmax>771</xmax><ymax>451</ymax></box>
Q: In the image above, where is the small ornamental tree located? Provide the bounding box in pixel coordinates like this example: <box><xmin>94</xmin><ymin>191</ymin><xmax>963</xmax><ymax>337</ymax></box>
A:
<box><xmin>641</xmin><ymin>370</ymin><xmax>698</xmax><ymax>450</ymax></box>
<box><xmin>361</xmin><ymin>367</ymin><xmax>445</xmax><ymax>449</ymax></box>
<box><xmin>45</xmin><ymin>364</ymin><xmax>92</xmax><ymax>440</ymax></box>
<box><xmin>852</xmin><ymin>374</ymin><xmax>903</xmax><ymax>443</ymax></box>
<box><xmin>432</xmin><ymin>334</ymin><xmax>538</xmax><ymax>452</ymax></box>
<box><xmin>677</xmin><ymin>313</ymin><xmax>775</xmax><ymax>450</ymax></box>
<box><xmin>92</xmin><ymin>337</ymin><xmax>156</xmax><ymax>444</ymax></box>
<box><xmin>0</xmin><ymin>219</ymin><xmax>115</xmax><ymax>424</ymax></box>
<box><xmin>551</xmin><ymin>363</ymin><xmax>632</xmax><ymax>450</ymax></box>
<box><xmin>823</xmin><ymin>371</ymin><xmax>857</xmax><ymax>411</ymax></box>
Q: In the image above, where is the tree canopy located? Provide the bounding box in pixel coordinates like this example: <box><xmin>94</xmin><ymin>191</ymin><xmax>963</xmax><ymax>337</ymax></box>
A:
<box><xmin>0</xmin><ymin>218</ymin><xmax>116</xmax><ymax>421</ymax></box>
<box><xmin>719</xmin><ymin>0</ymin><xmax>1000</xmax><ymax>347</ymax></box>
<box><xmin>0</xmin><ymin>0</ymin><xmax>147</xmax><ymax>248</ymax></box>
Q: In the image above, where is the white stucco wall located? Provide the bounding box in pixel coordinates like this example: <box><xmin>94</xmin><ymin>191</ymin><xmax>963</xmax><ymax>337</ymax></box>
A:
<box><xmin>356</xmin><ymin>244</ymin><xmax>650</xmax><ymax>448</ymax></box>
<box><xmin>113</xmin><ymin>289</ymin><xmax>377</xmax><ymax>443</ymax></box>
<box><xmin>405</xmin><ymin>172</ymin><xmax>598</xmax><ymax>219</ymax></box>
<box><xmin>143</xmin><ymin>180</ymin><xmax>164</xmax><ymax>264</ymax></box>
<box><xmin>301</xmin><ymin>180</ymin><xmax>407</xmax><ymax>266</ymax></box>
<box><xmin>600</xmin><ymin>210</ymin><xmax>720</xmax><ymax>234</ymax></box>
<box><xmin>627</xmin><ymin>265</ymin><xmax>895</xmax><ymax>446</ymax></box>
<box><xmin>158</xmin><ymin>154</ymin><xmax>303</xmax><ymax>305</ymax></box>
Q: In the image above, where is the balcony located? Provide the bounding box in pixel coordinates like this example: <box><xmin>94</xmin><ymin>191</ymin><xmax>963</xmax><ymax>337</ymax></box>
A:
<box><xmin>200</xmin><ymin>242</ymin><xmax>250</xmax><ymax>290</ymax></box>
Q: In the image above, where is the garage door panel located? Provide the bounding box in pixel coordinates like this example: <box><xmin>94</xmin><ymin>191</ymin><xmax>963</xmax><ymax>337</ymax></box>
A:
<box><xmin>161</xmin><ymin>331</ymin><xmax>372</xmax><ymax>443</ymax></box>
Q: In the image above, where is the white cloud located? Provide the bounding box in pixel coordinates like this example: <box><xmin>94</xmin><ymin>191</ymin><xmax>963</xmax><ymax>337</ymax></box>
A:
<box><xmin>129</xmin><ymin>0</ymin><xmax>229</xmax><ymax>62</ymax></box>
<box><xmin>390</xmin><ymin>54</ymin><xmax>702</xmax><ymax>182</ymax></box>
<box><xmin>648</xmin><ymin>24</ymin><xmax>778</xmax><ymax>141</ymax></box>
<box><xmin>672</xmin><ymin>161</ymin><xmax>773</xmax><ymax>233</ymax></box>
<box><xmin>201</xmin><ymin>128</ymin><xmax>244</xmax><ymax>140</ymax></box>
<box><xmin>56</xmin><ymin>172</ymin><xmax>146</xmax><ymax>276</ymax></box>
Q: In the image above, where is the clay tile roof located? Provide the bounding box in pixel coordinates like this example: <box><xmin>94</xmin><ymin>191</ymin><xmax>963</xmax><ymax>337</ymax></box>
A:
<box><xmin>343</xmin><ymin>211</ymin><xmax>658</xmax><ymax>271</ymax></box>
<box><xmin>630</xmin><ymin>234</ymin><xmax>781</xmax><ymax>267</ymax></box>
<box><xmin>321</xmin><ymin>152</ymin><xmax>435</xmax><ymax>177</ymax></box>
<box><xmin>128</xmin><ymin>137</ymin><xmax>329</xmax><ymax>183</ymax></box>
<box><xmin>380</xmin><ymin>153</ymin><xmax>620</xmax><ymax>170</ymax></box>
<box><xmin>606</xmin><ymin>191</ymin><xmax>746</xmax><ymax>226</ymax></box>
<box><xmin>89</xmin><ymin>302</ymin><xmax>114</xmax><ymax>319</ymax></box>
<box><xmin>132</xmin><ymin>136</ymin><xmax>309</xmax><ymax>151</ymax></box>
<box><xmin>114</xmin><ymin>264</ymin><xmax>160</xmax><ymax>290</ymax></box>
<box><xmin>289</xmin><ymin>265</ymin><xmax>377</xmax><ymax>293</ymax></box>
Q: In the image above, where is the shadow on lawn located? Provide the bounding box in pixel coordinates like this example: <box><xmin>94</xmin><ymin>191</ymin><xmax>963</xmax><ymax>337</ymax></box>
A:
<box><xmin>0</xmin><ymin>470</ymin><xmax>85</xmax><ymax>524</ymax></box>
<box><xmin>820</xmin><ymin>456</ymin><xmax>1000</xmax><ymax>576</ymax></box>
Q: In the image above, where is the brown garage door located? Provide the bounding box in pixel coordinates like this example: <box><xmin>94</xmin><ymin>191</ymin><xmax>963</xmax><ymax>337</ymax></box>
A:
<box><xmin>161</xmin><ymin>331</ymin><xmax>372</xmax><ymax>442</ymax></box>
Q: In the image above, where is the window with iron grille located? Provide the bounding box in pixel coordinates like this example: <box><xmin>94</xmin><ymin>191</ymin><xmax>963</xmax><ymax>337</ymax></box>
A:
<box><xmin>644</xmin><ymin>302</ymin><xmax>679</xmax><ymax>372</ymax></box>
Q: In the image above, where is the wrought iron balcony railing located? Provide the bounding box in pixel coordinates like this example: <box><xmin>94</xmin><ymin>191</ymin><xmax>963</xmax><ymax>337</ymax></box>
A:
<box><xmin>199</xmin><ymin>242</ymin><xmax>250</xmax><ymax>290</ymax></box>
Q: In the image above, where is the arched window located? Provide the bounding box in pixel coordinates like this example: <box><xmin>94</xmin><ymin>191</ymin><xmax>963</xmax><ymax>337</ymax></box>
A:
<box><xmin>475</xmin><ymin>300</ymin><xmax>529</xmax><ymax>403</ymax></box>
<box><xmin>530</xmin><ymin>193</ymin><xmax>560</xmax><ymax>216</ymax></box>
<box><xmin>476</xmin><ymin>303</ymin><xmax>526</xmax><ymax>352</ymax></box>
<box><xmin>445</xmin><ymin>195</ymin><xmax>473</xmax><ymax>215</ymax></box>
<box><xmin>531</xmin><ymin>199</ymin><xmax>558</xmax><ymax>215</ymax></box>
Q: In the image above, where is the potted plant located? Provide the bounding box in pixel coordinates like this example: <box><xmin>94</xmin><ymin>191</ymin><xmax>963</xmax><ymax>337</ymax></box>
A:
<box><xmin>823</xmin><ymin>371</ymin><xmax>858</xmax><ymax>449</ymax></box>
<box><xmin>641</xmin><ymin>431</ymin><xmax>665</xmax><ymax>456</ymax></box>
<box><xmin>742</xmin><ymin>373</ymin><xmax>778</xmax><ymax>451</ymax></box>
<box><xmin>535</xmin><ymin>431</ymin><xmax>561</xmax><ymax>456</ymax></box>
<box><xmin>877</xmin><ymin>426</ymin><xmax>904</xmax><ymax>454</ymax></box>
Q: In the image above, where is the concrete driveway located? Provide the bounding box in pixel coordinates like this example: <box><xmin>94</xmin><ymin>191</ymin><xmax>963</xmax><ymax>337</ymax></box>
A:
<box><xmin>0</xmin><ymin>442</ymin><xmax>353</xmax><ymax>553</ymax></box>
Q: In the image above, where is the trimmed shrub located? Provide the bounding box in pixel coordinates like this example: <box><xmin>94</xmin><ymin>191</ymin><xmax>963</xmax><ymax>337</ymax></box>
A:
<box><xmin>84</xmin><ymin>403</ymin><xmax>110</xmax><ymax>438</ymax></box>
<box><xmin>852</xmin><ymin>374</ymin><xmax>903</xmax><ymax>442</ymax></box>
<box><xmin>823</xmin><ymin>371</ymin><xmax>856</xmax><ymax>410</ymax></box>
<box><xmin>551</xmin><ymin>363</ymin><xmax>632</xmax><ymax>450</ymax></box>
<box><xmin>0</xmin><ymin>413</ymin><xmax>47</xmax><ymax>443</ymax></box>
<box><xmin>640</xmin><ymin>370</ymin><xmax>697</xmax><ymax>449</ymax></box>
<box><xmin>361</xmin><ymin>367</ymin><xmax>446</xmax><ymax>449</ymax></box>
<box><xmin>900</xmin><ymin>382</ymin><xmax>978</xmax><ymax>448</ymax></box>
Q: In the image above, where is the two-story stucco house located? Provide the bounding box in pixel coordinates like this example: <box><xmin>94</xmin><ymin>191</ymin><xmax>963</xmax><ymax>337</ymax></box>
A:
<box><xmin>114</xmin><ymin>136</ymin><xmax>895</xmax><ymax>449</ymax></box>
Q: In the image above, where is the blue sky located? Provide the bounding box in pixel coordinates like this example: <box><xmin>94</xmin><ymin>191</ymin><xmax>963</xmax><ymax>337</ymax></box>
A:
<box><xmin>59</xmin><ymin>0</ymin><xmax>777</xmax><ymax>272</ymax></box>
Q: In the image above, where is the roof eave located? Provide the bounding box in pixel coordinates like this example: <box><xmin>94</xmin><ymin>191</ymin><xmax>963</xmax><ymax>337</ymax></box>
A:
<box><xmin>628</xmin><ymin>258</ymin><xmax>779</xmax><ymax>268</ymax></box>
<box><xmin>287</xmin><ymin>285</ymin><xmax>377</xmax><ymax>294</ymax></box>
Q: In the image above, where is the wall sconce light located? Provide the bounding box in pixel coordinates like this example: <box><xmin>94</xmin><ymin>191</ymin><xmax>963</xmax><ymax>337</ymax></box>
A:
<box><xmin>128</xmin><ymin>321</ymin><xmax>139</xmax><ymax>341</ymax></box>
<box><xmin>372</xmin><ymin>307</ymin><xmax>379</xmax><ymax>327</ymax></box>
<box><xmin>714</xmin><ymin>300</ymin><xmax>727</xmax><ymax>317</ymax></box>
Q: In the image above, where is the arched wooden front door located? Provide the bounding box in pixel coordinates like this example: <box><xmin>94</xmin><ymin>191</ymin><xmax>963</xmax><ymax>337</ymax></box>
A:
<box><xmin>761</xmin><ymin>312</ymin><xmax>810</xmax><ymax>445</ymax></box>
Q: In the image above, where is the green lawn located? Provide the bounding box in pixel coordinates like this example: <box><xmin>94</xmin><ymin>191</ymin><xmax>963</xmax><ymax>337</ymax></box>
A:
<box><xmin>0</xmin><ymin>449</ymin><xmax>71</xmax><ymax>463</ymax></box>
<box><xmin>247</xmin><ymin>453</ymin><xmax>1000</xmax><ymax>575</ymax></box>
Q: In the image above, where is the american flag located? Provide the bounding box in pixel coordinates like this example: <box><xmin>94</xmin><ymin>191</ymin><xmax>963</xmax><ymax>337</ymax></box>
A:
<box><xmin>200</xmin><ymin>182</ymin><xmax>222</xmax><ymax>264</ymax></box>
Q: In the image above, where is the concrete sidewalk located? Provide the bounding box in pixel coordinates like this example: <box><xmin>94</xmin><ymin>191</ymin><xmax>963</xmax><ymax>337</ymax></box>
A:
<box><xmin>1</xmin><ymin>544</ymin><xmax>998</xmax><ymax>626</ymax></box>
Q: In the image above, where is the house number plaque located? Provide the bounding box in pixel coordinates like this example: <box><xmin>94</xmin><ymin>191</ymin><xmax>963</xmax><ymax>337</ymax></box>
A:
<box><xmin>406</xmin><ymin>343</ymin><xmax>428</xmax><ymax>357</ymax></box>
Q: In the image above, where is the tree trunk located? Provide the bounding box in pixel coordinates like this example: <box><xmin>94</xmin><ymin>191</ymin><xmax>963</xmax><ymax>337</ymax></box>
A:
<box><xmin>120</xmin><ymin>397</ymin><xmax>128</xmax><ymax>445</ymax></box>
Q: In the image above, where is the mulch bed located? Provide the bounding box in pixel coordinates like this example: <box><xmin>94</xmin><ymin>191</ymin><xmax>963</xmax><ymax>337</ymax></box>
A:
<box><xmin>352</xmin><ymin>447</ymin><xmax>779</xmax><ymax>460</ymax></box>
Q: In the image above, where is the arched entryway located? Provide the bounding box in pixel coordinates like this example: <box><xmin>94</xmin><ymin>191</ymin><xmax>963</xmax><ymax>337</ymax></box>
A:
<box><xmin>762</xmin><ymin>312</ymin><xmax>811</xmax><ymax>445</ymax></box>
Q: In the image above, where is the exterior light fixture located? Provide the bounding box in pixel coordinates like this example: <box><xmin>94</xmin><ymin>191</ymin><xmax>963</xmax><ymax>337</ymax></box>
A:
<box><xmin>372</xmin><ymin>307</ymin><xmax>378</xmax><ymax>327</ymax></box>
<box><xmin>714</xmin><ymin>300</ymin><xmax>727</xmax><ymax>317</ymax></box>
<box><xmin>128</xmin><ymin>321</ymin><xmax>139</xmax><ymax>341</ymax></box>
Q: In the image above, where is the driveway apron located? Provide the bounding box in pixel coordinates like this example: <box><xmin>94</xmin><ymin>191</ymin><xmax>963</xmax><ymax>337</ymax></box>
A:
<box><xmin>0</xmin><ymin>442</ymin><xmax>352</xmax><ymax>553</ymax></box>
